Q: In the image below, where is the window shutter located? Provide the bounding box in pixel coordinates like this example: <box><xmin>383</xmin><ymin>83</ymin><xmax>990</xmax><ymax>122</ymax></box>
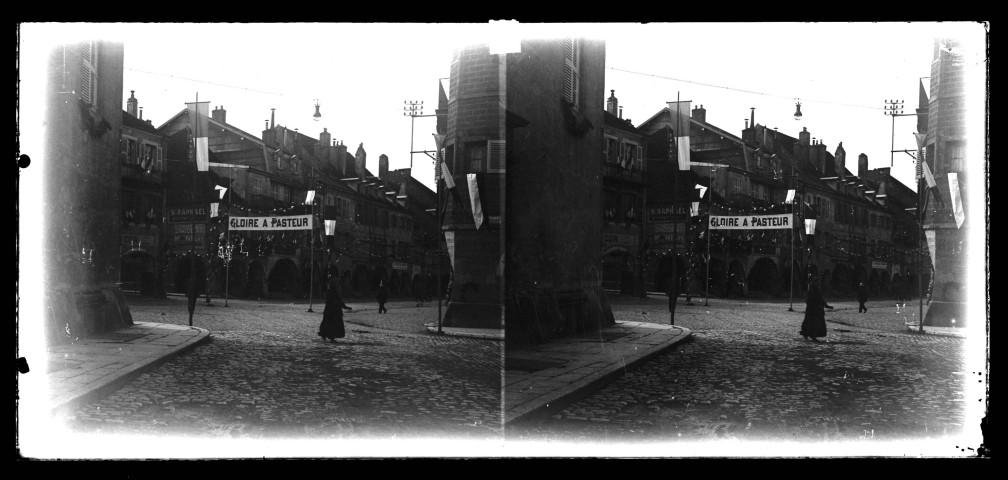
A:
<box><xmin>488</xmin><ymin>140</ymin><xmax>506</xmax><ymax>173</ymax></box>
<box><xmin>563</xmin><ymin>37</ymin><xmax>580</xmax><ymax>105</ymax></box>
<box><xmin>79</xmin><ymin>41</ymin><xmax>98</xmax><ymax>107</ymax></box>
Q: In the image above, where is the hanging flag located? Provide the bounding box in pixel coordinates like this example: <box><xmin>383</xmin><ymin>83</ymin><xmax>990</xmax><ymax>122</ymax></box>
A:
<box><xmin>468</xmin><ymin>173</ymin><xmax>484</xmax><ymax>229</ymax></box>
<box><xmin>442</xmin><ymin>162</ymin><xmax>464</xmax><ymax>205</ymax></box>
<box><xmin>804</xmin><ymin>218</ymin><xmax>817</xmax><ymax>235</ymax></box>
<box><xmin>305</xmin><ymin>190</ymin><xmax>316</xmax><ymax>205</ymax></box>
<box><xmin>921</xmin><ymin>160</ymin><xmax>937</xmax><ymax>189</ymax></box>
<box><xmin>690</xmin><ymin>202</ymin><xmax>699</xmax><ymax>217</ymax></box>
<box><xmin>948</xmin><ymin>172</ymin><xmax>965</xmax><ymax>229</ymax></box>
<box><xmin>785</xmin><ymin>189</ymin><xmax>796</xmax><ymax>204</ymax></box>
<box><xmin>444</xmin><ymin>230</ymin><xmax>456</xmax><ymax>269</ymax></box>
<box><xmin>668</xmin><ymin>100</ymin><xmax>692</xmax><ymax>171</ymax></box>
<box><xmin>914</xmin><ymin>133</ymin><xmax>928</xmax><ymax>173</ymax></box>
<box><xmin>696</xmin><ymin>184</ymin><xmax>707</xmax><ymax>200</ymax></box>
<box><xmin>186</xmin><ymin>100</ymin><xmax>210</xmax><ymax>172</ymax></box>
<box><xmin>210</xmin><ymin>202</ymin><xmax>219</xmax><ymax>218</ymax></box>
<box><xmin>925</xmin><ymin>229</ymin><xmax>937</xmax><ymax>265</ymax></box>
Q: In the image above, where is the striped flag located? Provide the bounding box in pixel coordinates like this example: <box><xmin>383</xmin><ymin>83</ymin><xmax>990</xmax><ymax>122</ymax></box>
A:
<box><xmin>467</xmin><ymin>173</ymin><xmax>484</xmax><ymax>230</ymax></box>
<box><xmin>948</xmin><ymin>172</ymin><xmax>965</xmax><ymax>229</ymax></box>
<box><xmin>186</xmin><ymin>100</ymin><xmax>211</xmax><ymax>172</ymax></box>
<box><xmin>442</xmin><ymin>162</ymin><xmax>464</xmax><ymax>206</ymax></box>
<box><xmin>668</xmin><ymin>101</ymin><xmax>691</xmax><ymax>171</ymax></box>
<box><xmin>922</xmin><ymin>160</ymin><xmax>937</xmax><ymax>189</ymax></box>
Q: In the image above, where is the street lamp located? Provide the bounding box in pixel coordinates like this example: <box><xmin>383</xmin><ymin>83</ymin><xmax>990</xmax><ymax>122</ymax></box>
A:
<box><xmin>306</xmin><ymin>186</ymin><xmax>318</xmax><ymax>312</ymax></box>
<box><xmin>432</xmin><ymin>132</ymin><xmax>446</xmax><ymax>334</ymax></box>
<box><xmin>313</xmin><ymin>99</ymin><xmax>322</xmax><ymax>122</ymax></box>
<box><xmin>793</xmin><ymin>98</ymin><xmax>803</xmax><ymax>121</ymax></box>
<box><xmin>805</xmin><ymin>214</ymin><xmax>817</xmax><ymax>284</ymax></box>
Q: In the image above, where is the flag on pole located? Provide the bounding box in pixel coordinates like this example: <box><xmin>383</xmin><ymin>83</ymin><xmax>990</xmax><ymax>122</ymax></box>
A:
<box><xmin>468</xmin><ymin>173</ymin><xmax>484</xmax><ymax>229</ymax></box>
<box><xmin>696</xmin><ymin>184</ymin><xmax>707</xmax><ymax>199</ymax></box>
<box><xmin>948</xmin><ymin>172</ymin><xmax>965</xmax><ymax>229</ymax></box>
<box><xmin>804</xmin><ymin>218</ymin><xmax>817</xmax><ymax>235</ymax></box>
<box><xmin>305</xmin><ymin>190</ymin><xmax>316</xmax><ymax>205</ymax></box>
<box><xmin>668</xmin><ymin>101</ymin><xmax>691</xmax><ymax>171</ymax></box>
<box><xmin>690</xmin><ymin>202</ymin><xmax>699</xmax><ymax>217</ymax></box>
<box><xmin>186</xmin><ymin>101</ymin><xmax>211</xmax><ymax>172</ymax></box>
<box><xmin>442</xmin><ymin>162</ymin><xmax>464</xmax><ymax>205</ymax></box>
<box><xmin>925</xmin><ymin>229</ymin><xmax>937</xmax><ymax>265</ymax></box>
<box><xmin>921</xmin><ymin>160</ymin><xmax>937</xmax><ymax>189</ymax></box>
<box><xmin>785</xmin><ymin>189</ymin><xmax>796</xmax><ymax>204</ymax></box>
<box><xmin>914</xmin><ymin>133</ymin><xmax>928</xmax><ymax>177</ymax></box>
<box><xmin>210</xmin><ymin>202</ymin><xmax>219</xmax><ymax>218</ymax></box>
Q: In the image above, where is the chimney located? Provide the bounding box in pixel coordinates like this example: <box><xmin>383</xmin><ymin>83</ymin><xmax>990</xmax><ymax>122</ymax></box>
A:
<box><xmin>320</xmin><ymin>128</ymin><xmax>331</xmax><ymax>148</ymax></box>
<box><xmin>692</xmin><ymin>104</ymin><xmax>706</xmax><ymax>123</ymax></box>
<box><xmin>834</xmin><ymin>142</ymin><xmax>846</xmax><ymax>182</ymax></box>
<box><xmin>606</xmin><ymin>90</ymin><xmax>618</xmax><ymax>116</ymax></box>
<box><xmin>858</xmin><ymin>153</ymin><xmax>868</xmax><ymax>179</ymax></box>
<box><xmin>138</xmin><ymin>107</ymin><xmax>143</xmax><ymax>121</ymax></box>
<box><xmin>355</xmin><ymin>143</ymin><xmax>367</xmax><ymax>178</ymax></box>
<box><xmin>745</xmin><ymin>119</ymin><xmax>749</xmax><ymax>129</ymax></box>
<box><xmin>126</xmin><ymin>90</ymin><xmax>138</xmax><ymax>117</ymax></box>
<box><xmin>799</xmin><ymin>127</ymin><xmax>811</xmax><ymax>146</ymax></box>
<box><xmin>270</xmin><ymin>108</ymin><xmax>276</xmax><ymax>129</ymax></box>
<box><xmin>379</xmin><ymin>154</ymin><xmax>389</xmax><ymax>180</ymax></box>
<box><xmin>750</xmin><ymin>107</ymin><xmax>755</xmax><ymax>129</ymax></box>
<box><xmin>619</xmin><ymin>106</ymin><xmax>623</xmax><ymax>119</ymax></box>
<box><xmin>212</xmin><ymin>105</ymin><xmax>226</xmax><ymax>124</ymax></box>
<box><xmin>335</xmin><ymin>142</ymin><xmax>349</xmax><ymax>176</ymax></box>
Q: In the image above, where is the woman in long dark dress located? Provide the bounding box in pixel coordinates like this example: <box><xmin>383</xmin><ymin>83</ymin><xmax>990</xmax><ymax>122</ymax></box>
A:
<box><xmin>800</xmin><ymin>273</ymin><xmax>827</xmax><ymax>341</ymax></box>
<box><xmin>318</xmin><ymin>276</ymin><xmax>351</xmax><ymax>342</ymax></box>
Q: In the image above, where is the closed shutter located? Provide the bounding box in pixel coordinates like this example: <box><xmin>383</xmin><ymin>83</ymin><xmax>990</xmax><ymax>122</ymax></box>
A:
<box><xmin>79</xmin><ymin>41</ymin><xmax>98</xmax><ymax>106</ymax></box>
<box><xmin>488</xmin><ymin>140</ymin><xmax>505</xmax><ymax>173</ymax></box>
<box><xmin>563</xmin><ymin>38</ymin><xmax>580</xmax><ymax>105</ymax></box>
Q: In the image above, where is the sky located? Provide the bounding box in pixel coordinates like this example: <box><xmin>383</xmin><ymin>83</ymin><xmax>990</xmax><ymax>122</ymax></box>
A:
<box><xmin>19</xmin><ymin>22</ymin><xmax>987</xmax><ymax>193</ymax></box>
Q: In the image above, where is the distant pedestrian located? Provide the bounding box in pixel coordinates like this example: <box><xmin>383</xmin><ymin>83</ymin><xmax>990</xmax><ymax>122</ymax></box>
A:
<box><xmin>175</xmin><ymin>252</ymin><xmax>206</xmax><ymax>327</ymax></box>
<box><xmin>376</xmin><ymin>280</ymin><xmax>389</xmax><ymax>314</ymax></box>
<box><xmin>800</xmin><ymin>272</ymin><xmax>828</xmax><ymax>342</ymax></box>
<box><xmin>667</xmin><ymin>256</ymin><xmax>680</xmax><ymax>326</ymax></box>
<box><xmin>857</xmin><ymin>281</ymin><xmax>869</xmax><ymax>313</ymax></box>
<box><xmin>318</xmin><ymin>274</ymin><xmax>352</xmax><ymax>343</ymax></box>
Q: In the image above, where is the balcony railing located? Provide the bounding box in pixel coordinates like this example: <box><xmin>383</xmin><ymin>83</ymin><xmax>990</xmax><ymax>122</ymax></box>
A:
<box><xmin>602</xmin><ymin>162</ymin><xmax>643</xmax><ymax>182</ymax></box>
<box><xmin>120</xmin><ymin>162</ymin><xmax>163</xmax><ymax>183</ymax></box>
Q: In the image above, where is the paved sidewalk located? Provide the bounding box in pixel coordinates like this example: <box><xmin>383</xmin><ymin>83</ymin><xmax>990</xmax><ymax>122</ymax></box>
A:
<box><xmin>503</xmin><ymin>321</ymin><xmax>691</xmax><ymax>426</ymax></box>
<box><xmin>39</xmin><ymin>322</ymin><xmax>212</xmax><ymax>414</ymax></box>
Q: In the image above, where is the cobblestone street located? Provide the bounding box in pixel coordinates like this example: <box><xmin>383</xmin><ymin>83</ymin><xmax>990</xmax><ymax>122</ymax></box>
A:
<box><xmin>509</xmin><ymin>294</ymin><xmax>984</xmax><ymax>451</ymax></box>
<box><xmin>58</xmin><ymin>295</ymin><xmax>502</xmax><ymax>441</ymax></box>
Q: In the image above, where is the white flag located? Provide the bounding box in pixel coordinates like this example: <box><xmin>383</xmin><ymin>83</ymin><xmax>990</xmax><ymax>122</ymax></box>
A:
<box><xmin>695</xmin><ymin>184</ymin><xmax>707</xmax><ymax>199</ymax></box>
<box><xmin>690</xmin><ymin>202</ymin><xmax>699</xmax><ymax>217</ymax></box>
<box><xmin>922</xmin><ymin>161</ymin><xmax>937</xmax><ymax>189</ymax></box>
<box><xmin>948</xmin><ymin>173</ymin><xmax>965</xmax><ymax>229</ymax></box>
<box><xmin>676</xmin><ymin>136</ymin><xmax>691</xmax><ymax>171</ymax></box>
<box><xmin>925</xmin><ymin>229</ymin><xmax>937</xmax><ymax>265</ymax></box>
<box><xmin>804</xmin><ymin>218</ymin><xmax>817</xmax><ymax>235</ymax></box>
<box><xmin>305</xmin><ymin>190</ymin><xmax>316</xmax><ymax>205</ymax></box>
<box><xmin>785</xmin><ymin>189</ymin><xmax>796</xmax><ymax>204</ymax></box>
<box><xmin>210</xmin><ymin>202</ymin><xmax>219</xmax><ymax>218</ymax></box>
<box><xmin>468</xmin><ymin>173</ymin><xmax>484</xmax><ymax>230</ymax></box>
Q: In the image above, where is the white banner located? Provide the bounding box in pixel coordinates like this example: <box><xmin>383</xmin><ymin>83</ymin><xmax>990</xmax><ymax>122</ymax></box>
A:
<box><xmin>468</xmin><ymin>173</ymin><xmax>484</xmax><ymax>229</ymax></box>
<box><xmin>925</xmin><ymin>229</ymin><xmax>937</xmax><ymax>266</ymax></box>
<box><xmin>444</xmin><ymin>230</ymin><xmax>456</xmax><ymax>269</ymax></box>
<box><xmin>229</xmin><ymin>215</ymin><xmax>313</xmax><ymax>231</ymax></box>
<box><xmin>710</xmin><ymin>214</ymin><xmax>793</xmax><ymax>230</ymax></box>
<box><xmin>948</xmin><ymin>172</ymin><xmax>965</xmax><ymax>229</ymax></box>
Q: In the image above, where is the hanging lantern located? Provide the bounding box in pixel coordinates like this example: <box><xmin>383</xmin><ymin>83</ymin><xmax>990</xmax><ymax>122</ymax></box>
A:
<box><xmin>793</xmin><ymin>99</ymin><xmax>803</xmax><ymax>121</ymax></box>
<box><xmin>313</xmin><ymin>100</ymin><xmax>322</xmax><ymax>121</ymax></box>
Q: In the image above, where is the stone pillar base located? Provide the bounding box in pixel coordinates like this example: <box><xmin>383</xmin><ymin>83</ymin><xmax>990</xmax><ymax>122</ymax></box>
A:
<box><xmin>923</xmin><ymin>300</ymin><xmax>969</xmax><ymax>328</ymax></box>
<box><xmin>442</xmin><ymin>302</ymin><xmax>502</xmax><ymax>329</ymax></box>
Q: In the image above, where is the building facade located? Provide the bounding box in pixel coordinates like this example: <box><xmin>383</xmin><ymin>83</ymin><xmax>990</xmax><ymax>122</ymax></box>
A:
<box><xmin>119</xmin><ymin>91</ymin><xmax>168</xmax><ymax>297</ymax></box>
<box><xmin>41</xmin><ymin>39</ymin><xmax>132</xmax><ymax>342</ymax></box>
<box><xmin>601</xmin><ymin>90</ymin><xmax>647</xmax><ymax>295</ymax></box>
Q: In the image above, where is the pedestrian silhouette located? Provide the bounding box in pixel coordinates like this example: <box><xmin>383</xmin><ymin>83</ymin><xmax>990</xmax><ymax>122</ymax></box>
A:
<box><xmin>376</xmin><ymin>280</ymin><xmax>389</xmax><ymax>314</ymax></box>
<box><xmin>319</xmin><ymin>273</ymin><xmax>352</xmax><ymax>342</ymax></box>
<box><xmin>800</xmin><ymin>272</ymin><xmax>828</xmax><ymax>342</ymax></box>
<box><xmin>175</xmin><ymin>252</ymin><xmax>206</xmax><ymax>327</ymax></box>
<box><xmin>857</xmin><ymin>281</ymin><xmax>869</xmax><ymax>313</ymax></box>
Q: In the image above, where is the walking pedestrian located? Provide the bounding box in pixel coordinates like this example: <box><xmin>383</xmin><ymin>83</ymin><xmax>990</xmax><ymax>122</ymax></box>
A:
<box><xmin>175</xmin><ymin>251</ymin><xmax>206</xmax><ymax>327</ymax></box>
<box><xmin>667</xmin><ymin>256</ymin><xmax>680</xmax><ymax>326</ymax></box>
<box><xmin>800</xmin><ymin>272</ymin><xmax>828</xmax><ymax>342</ymax></box>
<box><xmin>318</xmin><ymin>273</ymin><xmax>352</xmax><ymax>343</ymax></box>
<box><xmin>857</xmin><ymin>281</ymin><xmax>869</xmax><ymax>313</ymax></box>
<box><xmin>376</xmin><ymin>280</ymin><xmax>389</xmax><ymax>314</ymax></box>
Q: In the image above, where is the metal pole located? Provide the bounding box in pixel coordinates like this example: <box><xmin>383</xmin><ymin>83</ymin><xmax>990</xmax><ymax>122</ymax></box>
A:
<box><xmin>918</xmin><ymin>177</ymin><xmax>924</xmax><ymax>332</ymax></box>
<box><xmin>308</xmin><ymin>180</ymin><xmax>315</xmax><ymax>313</ymax></box>
<box><xmin>789</xmin><ymin>161</ymin><xmax>795</xmax><ymax>311</ymax></box>
<box><xmin>225</xmin><ymin>167</ymin><xmax>231</xmax><ymax>307</ymax></box>
<box><xmin>705</xmin><ymin>166</ymin><xmax>711</xmax><ymax>306</ymax></box>
<box><xmin>437</xmin><ymin>165</ymin><xmax>443</xmax><ymax>334</ymax></box>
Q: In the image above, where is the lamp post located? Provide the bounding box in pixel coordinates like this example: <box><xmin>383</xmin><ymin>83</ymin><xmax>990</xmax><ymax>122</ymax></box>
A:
<box><xmin>433</xmin><ymin>133</ymin><xmax>446</xmax><ymax>334</ymax></box>
<box><xmin>208</xmin><ymin>161</ymin><xmax>248</xmax><ymax>307</ymax></box>
<box><xmin>306</xmin><ymin>185</ymin><xmax>319</xmax><ymax>313</ymax></box>
<box><xmin>692</xmin><ymin>161</ymin><xmax>726</xmax><ymax>307</ymax></box>
<box><xmin>325</xmin><ymin>218</ymin><xmax>337</xmax><ymax>291</ymax></box>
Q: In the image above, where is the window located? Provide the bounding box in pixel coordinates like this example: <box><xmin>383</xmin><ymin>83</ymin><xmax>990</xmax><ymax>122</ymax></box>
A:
<box><xmin>562</xmin><ymin>37</ymin><xmax>581</xmax><ymax>106</ymax></box>
<box><xmin>488</xmin><ymin>140</ymin><xmax>506</xmax><ymax>173</ymax></box>
<box><xmin>467</xmin><ymin>141</ymin><xmax>486</xmax><ymax>174</ymax></box>
<box><xmin>127</xmin><ymin>139</ymin><xmax>137</xmax><ymax>164</ymax></box>
<box><xmin>79</xmin><ymin>40</ymin><xmax>98</xmax><ymax>107</ymax></box>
